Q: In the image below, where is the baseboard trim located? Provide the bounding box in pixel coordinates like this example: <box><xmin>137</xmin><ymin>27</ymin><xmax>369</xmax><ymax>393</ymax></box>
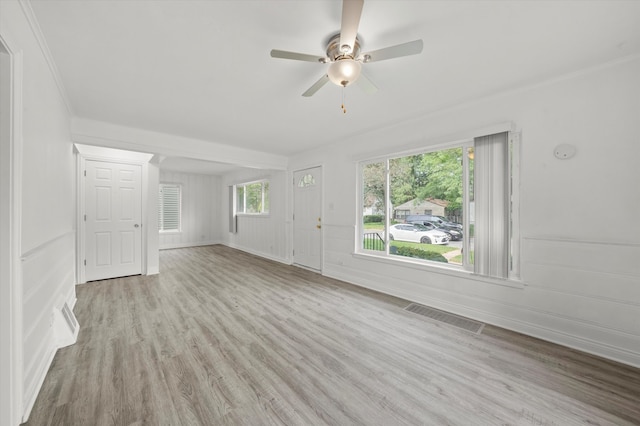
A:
<box><xmin>23</xmin><ymin>293</ymin><xmax>79</xmax><ymax>423</ymax></box>
<box><xmin>159</xmin><ymin>240</ymin><xmax>221</xmax><ymax>250</ymax></box>
<box><xmin>222</xmin><ymin>243</ymin><xmax>290</xmax><ymax>266</ymax></box>
<box><xmin>21</xmin><ymin>337</ymin><xmax>55</xmax><ymax>423</ymax></box>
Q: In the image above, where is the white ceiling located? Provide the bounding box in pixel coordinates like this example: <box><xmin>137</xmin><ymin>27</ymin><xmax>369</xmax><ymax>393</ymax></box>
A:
<box><xmin>30</xmin><ymin>0</ymin><xmax>640</xmax><ymax>173</ymax></box>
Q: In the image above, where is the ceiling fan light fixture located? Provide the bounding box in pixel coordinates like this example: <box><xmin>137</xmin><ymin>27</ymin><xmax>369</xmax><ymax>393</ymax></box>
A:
<box><xmin>327</xmin><ymin>58</ymin><xmax>361</xmax><ymax>87</ymax></box>
<box><xmin>270</xmin><ymin>0</ymin><xmax>423</xmax><ymax>98</ymax></box>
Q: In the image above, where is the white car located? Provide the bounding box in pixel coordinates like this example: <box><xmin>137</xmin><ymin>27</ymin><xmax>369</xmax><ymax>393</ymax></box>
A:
<box><xmin>389</xmin><ymin>223</ymin><xmax>450</xmax><ymax>245</ymax></box>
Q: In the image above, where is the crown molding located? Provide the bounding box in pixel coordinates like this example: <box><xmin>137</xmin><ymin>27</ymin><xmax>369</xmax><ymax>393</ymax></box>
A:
<box><xmin>18</xmin><ymin>0</ymin><xmax>74</xmax><ymax>115</ymax></box>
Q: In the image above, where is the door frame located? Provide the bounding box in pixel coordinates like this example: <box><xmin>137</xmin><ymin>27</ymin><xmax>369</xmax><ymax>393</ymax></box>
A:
<box><xmin>75</xmin><ymin>144</ymin><xmax>153</xmax><ymax>283</ymax></box>
<box><xmin>291</xmin><ymin>165</ymin><xmax>324</xmax><ymax>272</ymax></box>
<box><xmin>0</xmin><ymin>31</ymin><xmax>24</xmax><ymax>426</ymax></box>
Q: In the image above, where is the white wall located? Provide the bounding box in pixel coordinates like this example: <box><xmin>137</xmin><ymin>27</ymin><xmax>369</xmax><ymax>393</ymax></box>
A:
<box><xmin>0</xmin><ymin>0</ymin><xmax>77</xmax><ymax>422</ymax></box>
<box><xmin>220</xmin><ymin>169</ymin><xmax>289</xmax><ymax>263</ymax></box>
<box><xmin>289</xmin><ymin>56</ymin><xmax>640</xmax><ymax>367</ymax></box>
<box><xmin>146</xmin><ymin>160</ymin><xmax>160</xmax><ymax>273</ymax></box>
<box><xmin>159</xmin><ymin>171</ymin><xmax>221</xmax><ymax>250</ymax></box>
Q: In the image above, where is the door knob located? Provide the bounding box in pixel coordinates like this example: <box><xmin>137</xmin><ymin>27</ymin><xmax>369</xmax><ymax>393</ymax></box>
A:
<box><xmin>316</xmin><ymin>224</ymin><xmax>321</xmax><ymax>229</ymax></box>
<box><xmin>134</xmin><ymin>224</ymin><xmax>140</xmax><ymax>228</ymax></box>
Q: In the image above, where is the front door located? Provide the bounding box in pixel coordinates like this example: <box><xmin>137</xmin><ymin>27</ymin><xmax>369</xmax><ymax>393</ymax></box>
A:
<box><xmin>293</xmin><ymin>167</ymin><xmax>322</xmax><ymax>270</ymax></box>
<box><xmin>85</xmin><ymin>160</ymin><xmax>142</xmax><ymax>281</ymax></box>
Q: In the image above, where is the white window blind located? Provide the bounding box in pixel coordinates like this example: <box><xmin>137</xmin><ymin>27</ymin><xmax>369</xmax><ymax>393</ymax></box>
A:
<box><xmin>159</xmin><ymin>184</ymin><xmax>181</xmax><ymax>231</ymax></box>
<box><xmin>473</xmin><ymin>132</ymin><xmax>509</xmax><ymax>278</ymax></box>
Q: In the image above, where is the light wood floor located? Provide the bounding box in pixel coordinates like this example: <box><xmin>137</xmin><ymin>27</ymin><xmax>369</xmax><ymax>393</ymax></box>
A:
<box><xmin>24</xmin><ymin>245</ymin><xmax>640</xmax><ymax>425</ymax></box>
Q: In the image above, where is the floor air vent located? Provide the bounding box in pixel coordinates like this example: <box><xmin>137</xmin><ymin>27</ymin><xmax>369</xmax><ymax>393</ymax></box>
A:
<box><xmin>61</xmin><ymin>302</ymin><xmax>78</xmax><ymax>333</ymax></box>
<box><xmin>404</xmin><ymin>303</ymin><xmax>485</xmax><ymax>334</ymax></box>
<box><xmin>53</xmin><ymin>302</ymin><xmax>79</xmax><ymax>348</ymax></box>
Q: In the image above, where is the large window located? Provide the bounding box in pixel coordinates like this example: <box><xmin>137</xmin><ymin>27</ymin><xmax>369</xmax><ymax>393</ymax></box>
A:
<box><xmin>359</xmin><ymin>132</ymin><xmax>519</xmax><ymax>280</ymax></box>
<box><xmin>236</xmin><ymin>180</ymin><xmax>269</xmax><ymax>214</ymax></box>
<box><xmin>158</xmin><ymin>183</ymin><xmax>181</xmax><ymax>232</ymax></box>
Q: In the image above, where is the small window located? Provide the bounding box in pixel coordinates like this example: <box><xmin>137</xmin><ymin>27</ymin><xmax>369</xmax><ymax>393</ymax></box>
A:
<box><xmin>236</xmin><ymin>180</ymin><xmax>269</xmax><ymax>214</ymax></box>
<box><xmin>159</xmin><ymin>183</ymin><xmax>181</xmax><ymax>232</ymax></box>
<box><xmin>236</xmin><ymin>185</ymin><xmax>245</xmax><ymax>213</ymax></box>
<box><xmin>298</xmin><ymin>174</ymin><xmax>316</xmax><ymax>187</ymax></box>
<box><xmin>394</xmin><ymin>209</ymin><xmax>410</xmax><ymax>219</ymax></box>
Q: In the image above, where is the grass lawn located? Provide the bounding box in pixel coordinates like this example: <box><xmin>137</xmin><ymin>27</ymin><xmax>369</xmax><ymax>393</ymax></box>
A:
<box><xmin>363</xmin><ymin>223</ymin><xmax>385</xmax><ymax>230</ymax></box>
<box><xmin>450</xmin><ymin>250</ymin><xmax>474</xmax><ymax>264</ymax></box>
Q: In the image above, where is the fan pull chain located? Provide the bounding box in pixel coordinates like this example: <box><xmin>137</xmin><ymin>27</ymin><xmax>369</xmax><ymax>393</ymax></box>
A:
<box><xmin>341</xmin><ymin>87</ymin><xmax>347</xmax><ymax>114</ymax></box>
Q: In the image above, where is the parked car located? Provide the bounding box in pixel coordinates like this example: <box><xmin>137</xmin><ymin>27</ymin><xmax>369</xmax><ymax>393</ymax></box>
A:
<box><xmin>406</xmin><ymin>219</ymin><xmax>463</xmax><ymax>241</ymax></box>
<box><xmin>389</xmin><ymin>223</ymin><xmax>450</xmax><ymax>245</ymax></box>
<box><xmin>432</xmin><ymin>215</ymin><xmax>463</xmax><ymax>229</ymax></box>
<box><xmin>405</xmin><ymin>214</ymin><xmax>463</xmax><ymax>234</ymax></box>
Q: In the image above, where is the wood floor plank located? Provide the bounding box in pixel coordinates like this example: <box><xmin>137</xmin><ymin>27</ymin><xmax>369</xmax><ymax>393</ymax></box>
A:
<box><xmin>23</xmin><ymin>245</ymin><xmax>640</xmax><ymax>425</ymax></box>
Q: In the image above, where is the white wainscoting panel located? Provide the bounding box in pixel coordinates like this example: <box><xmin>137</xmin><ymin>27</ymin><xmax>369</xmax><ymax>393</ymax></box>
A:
<box><xmin>21</xmin><ymin>230</ymin><xmax>76</xmax><ymax>420</ymax></box>
<box><xmin>520</xmin><ymin>237</ymin><xmax>640</xmax><ymax>347</ymax></box>
<box><xmin>228</xmin><ymin>214</ymin><xmax>289</xmax><ymax>263</ymax></box>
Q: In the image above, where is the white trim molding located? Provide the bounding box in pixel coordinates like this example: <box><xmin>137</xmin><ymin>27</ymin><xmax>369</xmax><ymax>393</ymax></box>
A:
<box><xmin>0</xmin><ymin>30</ymin><xmax>24</xmax><ymax>426</ymax></box>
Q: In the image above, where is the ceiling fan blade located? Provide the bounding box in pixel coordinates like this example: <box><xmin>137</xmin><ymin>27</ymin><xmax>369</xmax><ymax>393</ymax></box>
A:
<box><xmin>270</xmin><ymin>49</ymin><xmax>326</xmax><ymax>63</ymax></box>
<box><xmin>361</xmin><ymin>39</ymin><xmax>424</xmax><ymax>63</ymax></box>
<box><xmin>340</xmin><ymin>0</ymin><xmax>364</xmax><ymax>55</ymax></box>
<box><xmin>302</xmin><ymin>74</ymin><xmax>330</xmax><ymax>97</ymax></box>
<box><xmin>357</xmin><ymin>72</ymin><xmax>378</xmax><ymax>94</ymax></box>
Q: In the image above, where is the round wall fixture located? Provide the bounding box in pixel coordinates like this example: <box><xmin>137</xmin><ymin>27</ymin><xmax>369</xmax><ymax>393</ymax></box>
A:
<box><xmin>554</xmin><ymin>144</ymin><xmax>577</xmax><ymax>160</ymax></box>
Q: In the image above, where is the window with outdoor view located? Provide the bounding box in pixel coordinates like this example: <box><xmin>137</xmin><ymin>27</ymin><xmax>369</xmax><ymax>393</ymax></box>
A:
<box><xmin>236</xmin><ymin>180</ymin><xmax>269</xmax><ymax>214</ymax></box>
<box><xmin>359</xmin><ymin>132</ymin><xmax>518</xmax><ymax>280</ymax></box>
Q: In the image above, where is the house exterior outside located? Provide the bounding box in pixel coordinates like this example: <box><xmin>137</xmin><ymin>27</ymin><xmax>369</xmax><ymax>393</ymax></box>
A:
<box><xmin>362</xmin><ymin>195</ymin><xmax>381</xmax><ymax>216</ymax></box>
<box><xmin>393</xmin><ymin>198</ymin><xmax>448</xmax><ymax>220</ymax></box>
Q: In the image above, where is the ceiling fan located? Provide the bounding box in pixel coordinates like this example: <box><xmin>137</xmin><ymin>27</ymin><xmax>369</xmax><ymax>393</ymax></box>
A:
<box><xmin>270</xmin><ymin>0</ymin><xmax>423</xmax><ymax>97</ymax></box>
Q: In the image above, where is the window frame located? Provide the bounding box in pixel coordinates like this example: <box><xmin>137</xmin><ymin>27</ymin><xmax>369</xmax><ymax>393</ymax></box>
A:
<box><xmin>356</xmin><ymin>133</ymin><xmax>521</xmax><ymax>286</ymax></box>
<box><xmin>235</xmin><ymin>179</ymin><xmax>270</xmax><ymax>215</ymax></box>
<box><xmin>158</xmin><ymin>183</ymin><xmax>182</xmax><ymax>233</ymax></box>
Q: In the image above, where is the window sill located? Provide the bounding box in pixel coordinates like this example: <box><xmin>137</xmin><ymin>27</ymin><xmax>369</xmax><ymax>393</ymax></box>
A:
<box><xmin>160</xmin><ymin>230</ymin><xmax>181</xmax><ymax>234</ymax></box>
<box><xmin>352</xmin><ymin>251</ymin><xmax>524</xmax><ymax>289</ymax></box>
<box><xmin>237</xmin><ymin>213</ymin><xmax>270</xmax><ymax>218</ymax></box>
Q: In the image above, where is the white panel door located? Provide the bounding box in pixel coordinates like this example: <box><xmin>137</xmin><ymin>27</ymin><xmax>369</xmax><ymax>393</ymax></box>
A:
<box><xmin>85</xmin><ymin>160</ymin><xmax>142</xmax><ymax>281</ymax></box>
<box><xmin>293</xmin><ymin>167</ymin><xmax>322</xmax><ymax>270</ymax></box>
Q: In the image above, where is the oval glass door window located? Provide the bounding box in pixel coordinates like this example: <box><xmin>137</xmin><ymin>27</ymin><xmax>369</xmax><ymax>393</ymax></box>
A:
<box><xmin>298</xmin><ymin>174</ymin><xmax>316</xmax><ymax>187</ymax></box>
